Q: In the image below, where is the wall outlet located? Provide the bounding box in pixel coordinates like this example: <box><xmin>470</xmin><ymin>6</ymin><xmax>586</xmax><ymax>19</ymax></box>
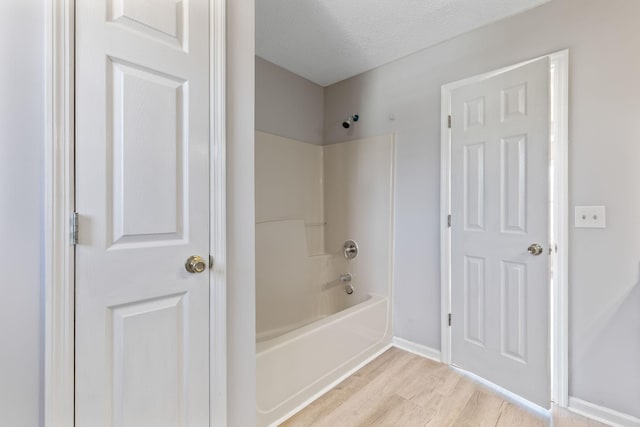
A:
<box><xmin>574</xmin><ymin>206</ymin><xmax>606</xmax><ymax>228</ymax></box>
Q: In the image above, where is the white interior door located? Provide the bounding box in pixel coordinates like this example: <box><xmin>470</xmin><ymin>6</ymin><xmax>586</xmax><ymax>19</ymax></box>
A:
<box><xmin>75</xmin><ymin>0</ymin><xmax>210</xmax><ymax>425</ymax></box>
<box><xmin>450</xmin><ymin>58</ymin><xmax>550</xmax><ymax>408</ymax></box>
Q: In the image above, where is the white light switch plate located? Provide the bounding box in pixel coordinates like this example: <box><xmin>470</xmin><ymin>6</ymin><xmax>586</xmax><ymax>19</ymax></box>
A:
<box><xmin>574</xmin><ymin>206</ymin><xmax>606</xmax><ymax>228</ymax></box>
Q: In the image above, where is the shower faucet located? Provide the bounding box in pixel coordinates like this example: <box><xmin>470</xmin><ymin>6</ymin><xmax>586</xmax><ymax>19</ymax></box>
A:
<box><xmin>340</xmin><ymin>274</ymin><xmax>354</xmax><ymax>294</ymax></box>
<box><xmin>343</xmin><ymin>240</ymin><xmax>359</xmax><ymax>259</ymax></box>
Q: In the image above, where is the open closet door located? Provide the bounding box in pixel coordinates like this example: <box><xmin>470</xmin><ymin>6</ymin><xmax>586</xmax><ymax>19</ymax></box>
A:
<box><xmin>450</xmin><ymin>58</ymin><xmax>550</xmax><ymax>408</ymax></box>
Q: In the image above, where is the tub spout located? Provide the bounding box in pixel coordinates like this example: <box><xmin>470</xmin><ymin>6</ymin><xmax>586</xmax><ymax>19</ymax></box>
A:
<box><xmin>340</xmin><ymin>273</ymin><xmax>352</xmax><ymax>282</ymax></box>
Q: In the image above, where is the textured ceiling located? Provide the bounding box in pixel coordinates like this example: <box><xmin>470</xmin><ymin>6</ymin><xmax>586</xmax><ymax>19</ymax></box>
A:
<box><xmin>257</xmin><ymin>0</ymin><xmax>551</xmax><ymax>86</ymax></box>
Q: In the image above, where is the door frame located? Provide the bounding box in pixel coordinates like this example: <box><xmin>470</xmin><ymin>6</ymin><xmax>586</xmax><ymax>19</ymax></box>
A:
<box><xmin>43</xmin><ymin>1</ymin><xmax>228</xmax><ymax>425</ymax></box>
<box><xmin>439</xmin><ymin>50</ymin><xmax>569</xmax><ymax>408</ymax></box>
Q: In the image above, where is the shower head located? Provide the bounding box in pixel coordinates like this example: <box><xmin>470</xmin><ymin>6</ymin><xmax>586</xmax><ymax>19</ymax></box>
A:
<box><xmin>342</xmin><ymin>114</ymin><xmax>359</xmax><ymax>129</ymax></box>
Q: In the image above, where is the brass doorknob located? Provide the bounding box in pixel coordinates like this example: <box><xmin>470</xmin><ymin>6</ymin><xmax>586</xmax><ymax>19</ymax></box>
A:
<box><xmin>185</xmin><ymin>255</ymin><xmax>207</xmax><ymax>273</ymax></box>
<box><xmin>527</xmin><ymin>244</ymin><xmax>543</xmax><ymax>256</ymax></box>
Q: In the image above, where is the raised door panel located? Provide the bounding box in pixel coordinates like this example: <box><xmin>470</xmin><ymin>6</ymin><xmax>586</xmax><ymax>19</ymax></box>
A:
<box><xmin>501</xmin><ymin>83</ymin><xmax>527</xmax><ymax>122</ymax></box>
<box><xmin>463</xmin><ymin>143</ymin><xmax>485</xmax><ymax>231</ymax></box>
<box><xmin>464</xmin><ymin>256</ymin><xmax>486</xmax><ymax>347</ymax></box>
<box><xmin>500</xmin><ymin>135</ymin><xmax>527</xmax><ymax>234</ymax></box>
<box><xmin>110</xmin><ymin>0</ymin><xmax>186</xmax><ymax>47</ymax></box>
<box><xmin>111</xmin><ymin>294</ymin><xmax>188</xmax><ymax>427</ymax></box>
<box><xmin>500</xmin><ymin>261</ymin><xmax>527</xmax><ymax>363</ymax></box>
<box><xmin>110</xmin><ymin>60</ymin><xmax>187</xmax><ymax>248</ymax></box>
<box><xmin>464</xmin><ymin>97</ymin><xmax>486</xmax><ymax>130</ymax></box>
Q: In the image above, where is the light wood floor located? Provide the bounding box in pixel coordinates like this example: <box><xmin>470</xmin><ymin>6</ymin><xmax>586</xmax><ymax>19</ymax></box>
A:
<box><xmin>281</xmin><ymin>348</ymin><xmax>606</xmax><ymax>427</ymax></box>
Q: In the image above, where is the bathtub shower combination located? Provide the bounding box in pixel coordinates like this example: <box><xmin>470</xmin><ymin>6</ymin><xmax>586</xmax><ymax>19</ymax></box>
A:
<box><xmin>255</xmin><ymin>132</ymin><xmax>395</xmax><ymax>425</ymax></box>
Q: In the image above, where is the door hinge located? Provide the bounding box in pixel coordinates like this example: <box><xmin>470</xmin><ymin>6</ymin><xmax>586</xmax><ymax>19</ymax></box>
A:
<box><xmin>448</xmin><ymin>313</ymin><xmax>452</xmax><ymax>326</ymax></box>
<box><xmin>447</xmin><ymin>214</ymin><xmax>452</xmax><ymax>228</ymax></box>
<box><xmin>71</xmin><ymin>212</ymin><xmax>79</xmax><ymax>245</ymax></box>
<box><xmin>447</xmin><ymin>115</ymin><xmax>452</xmax><ymax>129</ymax></box>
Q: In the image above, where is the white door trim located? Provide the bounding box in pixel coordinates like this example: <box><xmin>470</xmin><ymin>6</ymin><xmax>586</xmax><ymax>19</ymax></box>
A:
<box><xmin>440</xmin><ymin>50</ymin><xmax>569</xmax><ymax>408</ymax></box>
<box><xmin>210</xmin><ymin>0</ymin><xmax>228</xmax><ymax>424</ymax></box>
<box><xmin>44</xmin><ymin>1</ymin><xmax>75</xmax><ymax>425</ymax></box>
<box><xmin>43</xmin><ymin>1</ymin><xmax>228</xmax><ymax>425</ymax></box>
<box><xmin>549</xmin><ymin>50</ymin><xmax>569</xmax><ymax>408</ymax></box>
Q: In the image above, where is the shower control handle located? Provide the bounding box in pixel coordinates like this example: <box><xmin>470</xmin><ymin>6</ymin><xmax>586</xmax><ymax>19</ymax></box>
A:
<box><xmin>343</xmin><ymin>240</ymin><xmax>359</xmax><ymax>259</ymax></box>
<box><xmin>340</xmin><ymin>273</ymin><xmax>352</xmax><ymax>282</ymax></box>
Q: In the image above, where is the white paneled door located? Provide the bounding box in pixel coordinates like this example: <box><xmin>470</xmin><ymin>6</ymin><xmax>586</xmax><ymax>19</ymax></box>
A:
<box><xmin>450</xmin><ymin>58</ymin><xmax>550</xmax><ymax>407</ymax></box>
<box><xmin>75</xmin><ymin>0</ymin><xmax>210</xmax><ymax>425</ymax></box>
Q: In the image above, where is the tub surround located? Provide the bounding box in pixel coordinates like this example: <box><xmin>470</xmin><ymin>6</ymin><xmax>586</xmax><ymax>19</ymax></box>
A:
<box><xmin>255</xmin><ymin>131</ymin><xmax>325</xmax><ymax>255</ymax></box>
<box><xmin>256</xmin><ymin>219</ymin><xmax>352</xmax><ymax>341</ymax></box>
<box><xmin>324</xmin><ymin>135</ymin><xmax>395</xmax><ymax>299</ymax></box>
<box><xmin>255</xmin><ymin>132</ymin><xmax>395</xmax><ymax>336</ymax></box>
<box><xmin>255</xmin><ymin>131</ymin><xmax>394</xmax><ymax>426</ymax></box>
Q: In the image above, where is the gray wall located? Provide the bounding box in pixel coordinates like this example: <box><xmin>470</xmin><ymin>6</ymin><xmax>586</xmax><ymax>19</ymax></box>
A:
<box><xmin>256</xmin><ymin>57</ymin><xmax>324</xmax><ymax>145</ymax></box>
<box><xmin>323</xmin><ymin>0</ymin><xmax>640</xmax><ymax>417</ymax></box>
<box><xmin>0</xmin><ymin>0</ymin><xmax>44</xmax><ymax>426</ymax></box>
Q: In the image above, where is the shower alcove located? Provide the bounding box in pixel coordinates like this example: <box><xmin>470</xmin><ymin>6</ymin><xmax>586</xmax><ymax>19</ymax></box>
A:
<box><xmin>255</xmin><ymin>126</ymin><xmax>395</xmax><ymax>425</ymax></box>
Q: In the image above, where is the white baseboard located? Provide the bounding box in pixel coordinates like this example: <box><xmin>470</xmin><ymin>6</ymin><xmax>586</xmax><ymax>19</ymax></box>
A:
<box><xmin>568</xmin><ymin>397</ymin><xmax>640</xmax><ymax>427</ymax></box>
<box><xmin>392</xmin><ymin>337</ymin><xmax>442</xmax><ymax>363</ymax></box>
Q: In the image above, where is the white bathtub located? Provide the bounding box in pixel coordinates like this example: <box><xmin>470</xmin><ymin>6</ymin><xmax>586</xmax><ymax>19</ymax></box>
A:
<box><xmin>256</xmin><ymin>294</ymin><xmax>391</xmax><ymax>426</ymax></box>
